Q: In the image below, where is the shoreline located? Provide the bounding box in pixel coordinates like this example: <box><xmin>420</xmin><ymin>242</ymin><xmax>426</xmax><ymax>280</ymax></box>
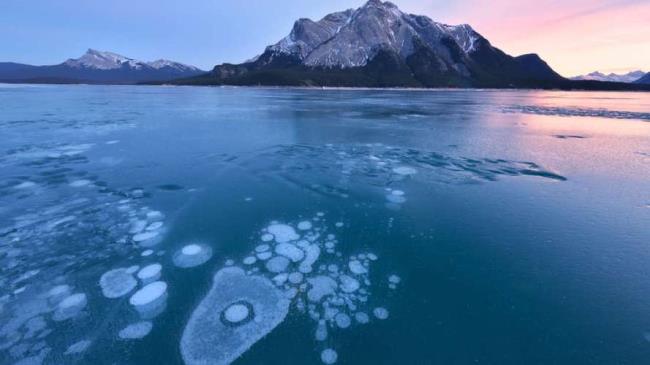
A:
<box><xmin>1</xmin><ymin>81</ymin><xmax>649</xmax><ymax>93</ymax></box>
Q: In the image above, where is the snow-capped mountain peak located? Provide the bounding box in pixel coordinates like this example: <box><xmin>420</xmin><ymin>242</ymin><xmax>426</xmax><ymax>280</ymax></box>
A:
<box><xmin>266</xmin><ymin>0</ymin><xmax>482</xmax><ymax>68</ymax></box>
<box><xmin>64</xmin><ymin>49</ymin><xmax>147</xmax><ymax>70</ymax></box>
<box><xmin>571</xmin><ymin>70</ymin><xmax>646</xmax><ymax>83</ymax></box>
<box><xmin>147</xmin><ymin>59</ymin><xmax>201</xmax><ymax>72</ymax></box>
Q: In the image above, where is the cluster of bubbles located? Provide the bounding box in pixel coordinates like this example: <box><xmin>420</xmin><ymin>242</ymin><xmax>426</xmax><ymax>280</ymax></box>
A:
<box><xmin>180</xmin><ymin>213</ymin><xmax>401</xmax><ymax>365</ymax></box>
<box><xmin>0</xmin><ymin>137</ymin><xmax>177</xmax><ymax>364</ymax></box>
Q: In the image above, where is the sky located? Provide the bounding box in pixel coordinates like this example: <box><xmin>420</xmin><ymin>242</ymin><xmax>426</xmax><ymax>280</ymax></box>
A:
<box><xmin>0</xmin><ymin>0</ymin><xmax>648</xmax><ymax>77</ymax></box>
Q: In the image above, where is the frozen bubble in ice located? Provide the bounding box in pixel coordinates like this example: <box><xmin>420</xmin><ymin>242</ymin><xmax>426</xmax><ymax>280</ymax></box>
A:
<box><xmin>141</xmin><ymin>249</ymin><xmax>154</xmax><ymax>257</ymax></box>
<box><xmin>146</xmin><ymin>222</ymin><xmax>163</xmax><ymax>231</ymax></box>
<box><xmin>316</xmin><ymin>212</ymin><xmax>325</xmax><ymax>217</ymax></box>
<box><xmin>146</xmin><ymin>210</ymin><xmax>164</xmax><ymax>221</ymax></box>
<box><xmin>373</xmin><ymin>307</ymin><xmax>389</xmax><ymax>320</ymax></box>
<box><xmin>180</xmin><ymin>267</ymin><xmax>289</xmax><ymax>365</ymax></box>
<box><xmin>130</xmin><ymin>220</ymin><xmax>147</xmax><ymax>234</ymax></box>
<box><xmin>348</xmin><ymin>260</ymin><xmax>368</xmax><ymax>275</ymax></box>
<box><xmin>257</xmin><ymin>252</ymin><xmax>272</xmax><ymax>261</ymax></box>
<box><xmin>355</xmin><ymin>312</ymin><xmax>370</xmax><ymax>324</ymax></box>
<box><xmin>273</xmin><ymin>273</ymin><xmax>288</xmax><ymax>286</ymax></box>
<box><xmin>321</xmin><ymin>348</ymin><xmax>338</xmax><ymax>364</ymax></box>
<box><xmin>126</xmin><ymin>265</ymin><xmax>140</xmax><ymax>275</ymax></box>
<box><xmin>130</xmin><ymin>281</ymin><xmax>168</xmax><ymax>317</ymax></box>
<box><xmin>137</xmin><ymin>264</ymin><xmax>162</xmax><ymax>284</ymax></box>
<box><xmin>119</xmin><ymin>321</ymin><xmax>153</xmax><ymax>340</ymax></box>
<box><xmin>173</xmin><ymin>244</ymin><xmax>213</xmax><ymax>268</ymax></box>
<box><xmin>133</xmin><ymin>231</ymin><xmax>160</xmax><ymax>243</ymax></box>
<box><xmin>53</xmin><ymin>293</ymin><xmax>87</xmax><ymax>321</ymax></box>
<box><xmin>391</xmin><ymin>190</ymin><xmax>405</xmax><ymax>196</ymax></box>
<box><xmin>255</xmin><ymin>244</ymin><xmax>270</xmax><ymax>253</ymax></box>
<box><xmin>299</xmin><ymin>244</ymin><xmax>320</xmax><ymax>273</ymax></box>
<box><xmin>243</xmin><ymin>256</ymin><xmax>257</xmax><ymax>265</ymax></box>
<box><xmin>267</xmin><ymin>224</ymin><xmax>299</xmax><ymax>243</ymax></box>
<box><xmin>100</xmin><ymin>269</ymin><xmax>137</xmax><ymax>299</ymax></box>
<box><xmin>47</xmin><ymin>285</ymin><xmax>71</xmax><ymax>304</ymax></box>
<box><xmin>275</xmin><ymin>243</ymin><xmax>304</xmax><ymax>262</ymax></box>
<box><xmin>69</xmin><ymin>179</ymin><xmax>92</xmax><ymax>188</ymax></box>
<box><xmin>335</xmin><ymin>313</ymin><xmax>351</xmax><ymax>329</ymax></box>
<box><xmin>388</xmin><ymin>275</ymin><xmax>401</xmax><ymax>284</ymax></box>
<box><xmin>339</xmin><ymin>275</ymin><xmax>360</xmax><ymax>293</ymax></box>
<box><xmin>15</xmin><ymin>181</ymin><xmax>37</xmax><ymax>189</ymax></box>
<box><xmin>335</xmin><ymin>222</ymin><xmax>344</xmax><ymax>228</ymax></box>
<box><xmin>261</xmin><ymin>234</ymin><xmax>274</xmax><ymax>242</ymax></box>
<box><xmin>392</xmin><ymin>166</ymin><xmax>417</xmax><ymax>175</ymax></box>
<box><xmin>315</xmin><ymin>320</ymin><xmax>328</xmax><ymax>341</ymax></box>
<box><xmin>307</xmin><ymin>276</ymin><xmax>337</xmax><ymax>302</ymax></box>
<box><xmin>265</xmin><ymin>256</ymin><xmax>290</xmax><ymax>273</ymax></box>
<box><xmin>288</xmin><ymin>272</ymin><xmax>304</xmax><ymax>284</ymax></box>
<box><xmin>386</xmin><ymin>194</ymin><xmax>406</xmax><ymax>204</ymax></box>
<box><xmin>224</xmin><ymin>303</ymin><xmax>250</xmax><ymax>324</ymax></box>
<box><xmin>297</xmin><ymin>221</ymin><xmax>312</xmax><ymax>231</ymax></box>
<box><xmin>367</xmin><ymin>253</ymin><xmax>378</xmax><ymax>261</ymax></box>
<box><xmin>64</xmin><ymin>339</ymin><xmax>91</xmax><ymax>355</ymax></box>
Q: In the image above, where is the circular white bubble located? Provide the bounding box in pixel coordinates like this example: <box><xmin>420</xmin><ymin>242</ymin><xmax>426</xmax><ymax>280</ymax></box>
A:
<box><xmin>266</xmin><ymin>256</ymin><xmax>290</xmax><ymax>273</ymax></box>
<box><xmin>373</xmin><ymin>307</ymin><xmax>389</xmax><ymax>320</ymax></box>
<box><xmin>100</xmin><ymin>269</ymin><xmax>137</xmax><ymax>299</ymax></box>
<box><xmin>392</xmin><ymin>166</ymin><xmax>417</xmax><ymax>175</ymax></box>
<box><xmin>267</xmin><ymin>224</ymin><xmax>299</xmax><ymax>243</ymax></box>
<box><xmin>119</xmin><ymin>321</ymin><xmax>153</xmax><ymax>340</ymax></box>
<box><xmin>182</xmin><ymin>244</ymin><xmax>202</xmax><ymax>255</ymax></box>
<box><xmin>130</xmin><ymin>281</ymin><xmax>168</xmax><ymax>310</ymax></box>
<box><xmin>137</xmin><ymin>264</ymin><xmax>162</xmax><ymax>284</ymax></box>
<box><xmin>224</xmin><ymin>304</ymin><xmax>250</xmax><ymax>324</ymax></box>
<box><xmin>321</xmin><ymin>348</ymin><xmax>338</xmax><ymax>364</ymax></box>
<box><xmin>173</xmin><ymin>244</ymin><xmax>213</xmax><ymax>268</ymax></box>
<box><xmin>297</xmin><ymin>221</ymin><xmax>312</xmax><ymax>230</ymax></box>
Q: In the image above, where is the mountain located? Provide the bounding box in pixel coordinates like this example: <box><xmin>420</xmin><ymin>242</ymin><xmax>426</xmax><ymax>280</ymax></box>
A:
<box><xmin>634</xmin><ymin>73</ymin><xmax>650</xmax><ymax>84</ymax></box>
<box><xmin>173</xmin><ymin>0</ymin><xmax>562</xmax><ymax>88</ymax></box>
<box><xmin>0</xmin><ymin>49</ymin><xmax>205</xmax><ymax>84</ymax></box>
<box><xmin>571</xmin><ymin>70</ymin><xmax>646</xmax><ymax>83</ymax></box>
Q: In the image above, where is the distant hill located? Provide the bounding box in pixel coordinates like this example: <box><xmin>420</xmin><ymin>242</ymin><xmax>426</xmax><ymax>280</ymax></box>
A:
<box><xmin>571</xmin><ymin>70</ymin><xmax>646</xmax><ymax>83</ymax></box>
<box><xmin>172</xmin><ymin>0</ymin><xmax>649</xmax><ymax>91</ymax></box>
<box><xmin>634</xmin><ymin>73</ymin><xmax>650</xmax><ymax>84</ymax></box>
<box><xmin>0</xmin><ymin>49</ymin><xmax>205</xmax><ymax>84</ymax></box>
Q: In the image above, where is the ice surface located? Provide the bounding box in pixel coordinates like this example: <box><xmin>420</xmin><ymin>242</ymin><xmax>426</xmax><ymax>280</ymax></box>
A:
<box><xmin>180</xmin><ymin>267</ymin><xmax>289</xmax><ymax>365</ymax></box>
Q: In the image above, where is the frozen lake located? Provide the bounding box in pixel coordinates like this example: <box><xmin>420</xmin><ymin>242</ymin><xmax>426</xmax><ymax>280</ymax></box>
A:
<box><xmin>0</xmin><ymin>84</ymin><xmax>649</xmax><ymax>364</ymax></box>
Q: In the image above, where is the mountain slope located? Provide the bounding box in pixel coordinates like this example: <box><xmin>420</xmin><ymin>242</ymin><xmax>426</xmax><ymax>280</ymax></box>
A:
<box><xmin>634</xmin><ymin>73</ymin><xmax>650</xmax><ymax>84</ymax></box>
<box><xmin>571</xmin><ymin>70</ymin><xmax>646</xmax><ymax>83</ymax></box>
<box><xmin>0</xmin><ymin>49</ymin><xmax>205</xmax><ymax>84</ymax></box>
<box><xmin>176</xmin><ymin>0</ymin><xmax>565</xmax><ymax>88</ymax></box>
